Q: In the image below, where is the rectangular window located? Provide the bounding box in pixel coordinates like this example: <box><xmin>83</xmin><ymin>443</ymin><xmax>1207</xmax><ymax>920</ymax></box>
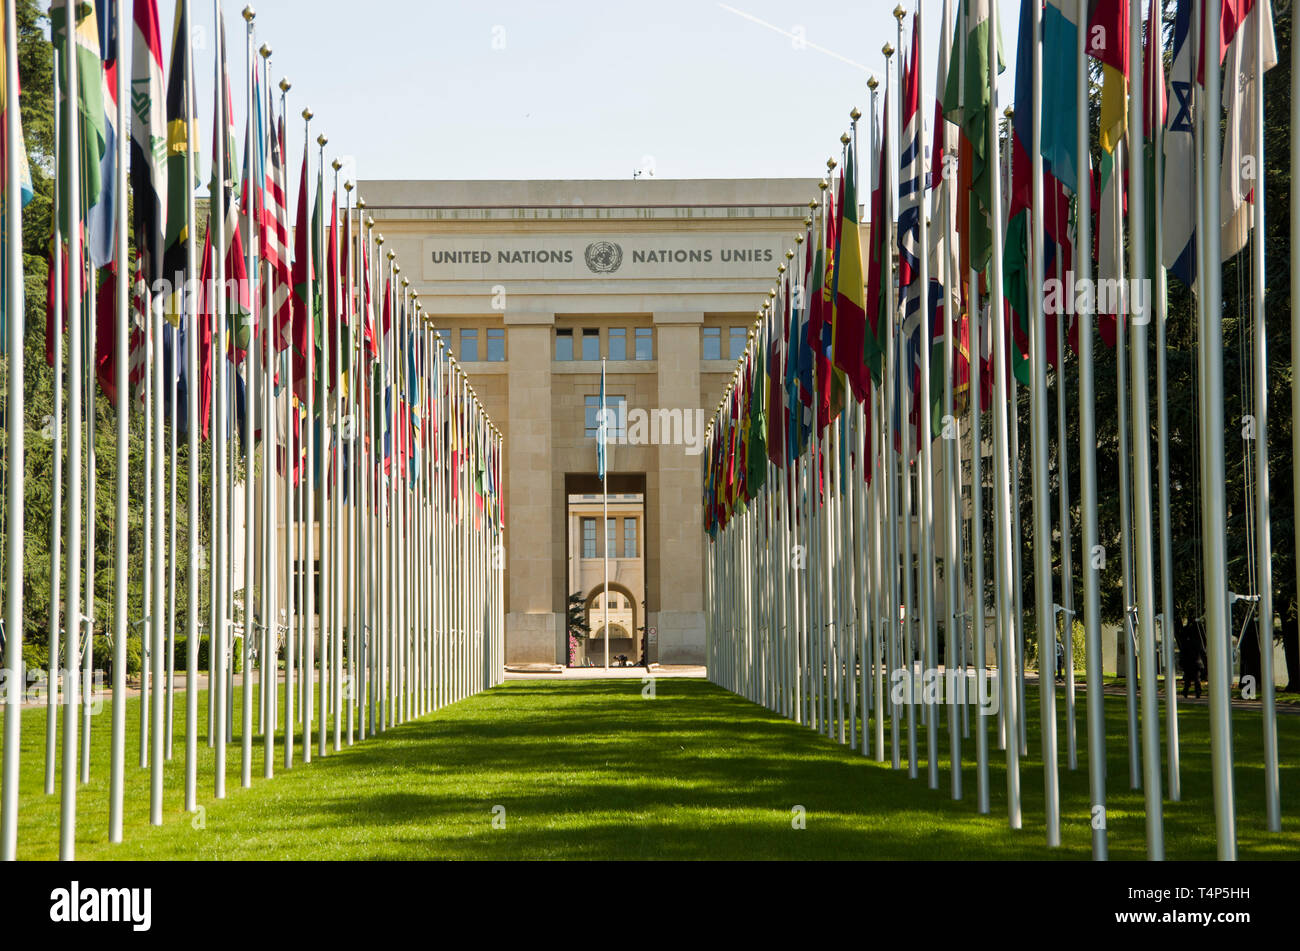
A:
<box><xmin>460</xmin><ymin>328</ymin><xmax>479</xmax><ymax>362</ymax></box>
<box><xmin>634</xmin><ymin>327</ymin><xmax>653</xmax><ymax>361</ymax></box>
<box><xmin>608</xmin><ymin>327</ymin><xmax>626</xmax><ymax>361</ymax></box>
<box><xmin>582</xmin><ymin>518</ymin><xmax>596</xmax><ymax>558</ymax></box>
<box><xmin>623</xmin><ymin>518</ymin><xmax>637</xmax><ymax>559</ymax></box>
<box><xmin>728</xmin><ymin>326</ymin><xmax>746</xmax><ymax>361</ymax></box>
<box><xmin>581</xmin><ymin>328</ymin><xmax>600</xmax><ymax>361</ymax></box>
<box><xmin>585</xmin><ymin>394</ymin><xmax>627</xmax><ymax>439</ymax></box>
<box><xmin>702</xmin><ymin>326</ymin><xmax>721</xmax><ymax>360</ymax></box>
<box><xmin>486</xmin><ymin>327</ymin><xmax>505</xmax><ymax>362</ymax></box>
<box><xmin>606</xmin><ymin>518</ymin><xmax>616</xmax><ymax>557</ymax></box>
<box><xmin>555</xmin><ymin>328</ymin><xmax>574</xmax><ymax>361</ymax></box>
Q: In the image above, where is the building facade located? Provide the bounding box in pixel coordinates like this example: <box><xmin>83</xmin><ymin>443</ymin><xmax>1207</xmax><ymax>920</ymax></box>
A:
<box><xmin>361</xmin><ymin>179</ymin><xmax>815</xmax><ymax>665</ymax></box>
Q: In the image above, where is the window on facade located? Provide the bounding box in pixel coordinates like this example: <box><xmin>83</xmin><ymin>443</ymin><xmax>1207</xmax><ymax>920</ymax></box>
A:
<box><xmin>555</xmin><ymin>328</ymin><xmax>574</xmax><ymax>361</ymax></box>
<box><xmin>460</xmin><ymin>328</ymin><xmax>479</xmax><ymax>362</ymax></box>
<box><xmin>584</xmin><ymin>394</ymin><xmax>626</xmax><ymax>439</ymax></box>
<box><xmin>606</xmin><ymin>518</ymin><xmax>616</xmax><ymax>557</ymax></box>
<box><xmin>702</xmin><ymin>326</ymin><xmax>721</xmax><ymax>360</ymax></box>
<box><xmin>634</xmin><ymin>327</ymin><xmax>653</xmax><ymax>360</ymax></box>
<box><xmin>728</xmin><ymin>326</ymin><xmax>746</xmax><ymax>361</ymax></box>
<box><xmin>623</xmin><ymin>518</ymin><xmax>637</xmax><ymax>558</ymax></box>
<box><xmin>581</xmin><ymin>328</ymin><xmax>600</xmax><ymax>361</ymax></box>
<box><xmin>487</xmin><ymin>327</ymin><xmax>505</xmax><ymax>362</ymax></box>
<box><xmin>582</xmin><ymin>518</ymin><xmax>596</xmax><ymax>558</ymax></box>
<box><xmin>608</xmin><ymin>327</ymin><xmax>626</xmax><ymax>361</ymax></box>
<box><xmin>434</xmin><ymin>329</ymin><xmax>451</xmax><ymax>352</ymax></box>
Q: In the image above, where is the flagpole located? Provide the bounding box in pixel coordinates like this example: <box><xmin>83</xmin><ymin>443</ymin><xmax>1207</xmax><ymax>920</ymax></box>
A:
<box><xmin>986</xmin><ymin>0</ymin><xmax>1021</xmax><ymax>830</ymax></box>
<box><xmin>239</xmin><ymin>3</ymin><xmax>256</xmax><ymax>790</ymax></box>
<box><xmin>1293</xmin><ymin>0</ymin><xmax>1300</xmax><ymax>713</ymax></box>
<box><xmin>0</xmin><ymin>0</ymin><xmax>26</xmax><ymax>861</ymax></box>
<box><xmin>909</xmin><ymin>2</ymin><xmax>939</xmax><ymax>792</ymax></box>
<box><xmin>301</xmin><ymin>109</ymin><xmax>314</xmax><ymax>762</ymax></box>
<box><xmin>1152</xmin><ymin>0</ymin><xmax>1178</xmax><ymax>801</ymax></box>
<box><xmin>44</xmin><ymin>46</ymin><xmax>63</xmax><ymax>800</ymax></box>
<box><xmin>212</xmin><ymin>0</ymin><xmax>229</xmax><ymax>798</ymax></box>
<box><xmin>1201</xmin><ymin>0</ymin><xmax>1237</xmax><ymax>861</ymax></box>
<box><xmin>1249</xmin><ymin>0</ymin><xmax>1279</xmax><ymax>832</ymax></box>
<box><xmin>1028</xmin><ymin>0</ymin><xmax>1061</xmax><ymax>848</ymax></box>
<box><xmin>1073</xmin><ymin>0</ymin><xmax>1106</xmax><ymax>861</ymax></box>
<box><xmin>260</xmin><ymin>41</ymin><xmax>276</xmax><ymax>779</ymax></box>
<box><xmin>892</xmin><ymin>9</ymin><xmax>919</xmax><ymax>778</ymax></box>
<box><xmin>602</xmin><ymin>358</ymin><xmax>609</xmax><ymax>671</ymax></box>
<box><xmin>183</xmin><ymin>0</ymin><xmax>200</xmax><ymax>813</ymax></box>
<box><xmin>280</xmin><ymin>77</ymin><xmax>296</xmax><ymax>770</ymax></box>
<box><xmin>58</xmin><ymin>0</ymin><xmax>83</xmax><ymax>859</ymax></box>
<box><xmin>107</xmin><ymin>0</ymin><xmax>129</xmax><ymax>839</ymax></box>
<box><xmin>881</xmin><ymin>39</ymin><xmax>901</xmax><ymax>772</ymax></box>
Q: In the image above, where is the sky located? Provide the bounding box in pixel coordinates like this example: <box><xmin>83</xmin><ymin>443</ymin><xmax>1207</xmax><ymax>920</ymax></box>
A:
<box><xmin>106</xmin><ymin>0</ymin><xmax>1023</xmax><ymax>183</ymax></box>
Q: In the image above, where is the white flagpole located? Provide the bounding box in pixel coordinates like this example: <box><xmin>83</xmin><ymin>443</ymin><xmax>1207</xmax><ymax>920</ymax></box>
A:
<box><xmin>260</xmin><ymin>42</ymin><xmax>275</xmax><ymax>779</ymax></box>
<box><xmin>0</xmin><ymin>0</ymin><xmax>26</xmax><ymax>862</ymax></box>
<box><xmin>1201</xmin><ymin>0</ymin><xmax>1237</xmax><ymax>861</ymax></box>
<box><xmin>1152</xmin><ymin>0</ymin><xmax>1178</xmax><ymax>801</ymax></box>
<box><xmin>1248</xmin><ymin>0</ymin><xmax>1279</xmax><ymax>832</ymax></box>
<box><xmin>912</xmin><ymin>2</ymin><xmax>939</xmax><ymax>791</ymax></box>
<box><xmin>240</xmin><ymin>3</ymin><xmax>256</xmax><ymax>790</ymax></box>
<box><xmin>986</xmin><ymin>0</ymin><xmax>1021</xmax><ymax>830</ymax></box>
<box><xmin>108</xmin><ymin>0</ymin><xmax>129</xmax><ymax>838</ymax></box>
<box><xmin>1126</xmin><ymin>0</ymin><xmax>1164</xmax><ymax>858</ymax></box>
<box><xmin>44</xmin><ymin>47</ymin><xmax>63</xmax><ymax>800</ymax></box>
<box><xmin>602</xmin><ymin>358</ymin><xmax>609</xmax><ymax>670</ymax></box>
<box><xmin>58</xmin><ymin>0</ymin><xmax>83</xmax><ymax>859</ymax></box>
<box><xmin>213</xmin><ymin>0</ymin><xmax>230</xmax><ymax>797</ymax></box>
<box><xmin>1293</xmin><ymin>0</ymin><xmax>1300</xmax><ymax>709</ymax></box>
<box><xmin>183</xmin><ymin>0</ymin><xmax>200</xmax><ymax>812</ymax></box>
<box><xmin>1075</xmin><ymin>0</ymin><xmax>1106</xmax><ymax>861</ymax></box>
<box><xmin>1029</xmin><ymin>0</ymin><xmax>1061</xmax><ymax>847</ymax></box>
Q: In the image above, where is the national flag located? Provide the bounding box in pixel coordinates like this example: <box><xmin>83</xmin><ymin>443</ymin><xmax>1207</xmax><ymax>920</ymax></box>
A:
<box><xmin>1162</xmin><ymin>0</ymin><xmax>1197</xmax><ymax>286</ymax></box>
<box><xmin>128</xmin><ymin>250</ymin><xmax>148</xmax><ymax>408</ymax></box>
<box><xmin>833</xmin><ymin>138</ymin><xmax>868</xmax><ymax>403</ymax></box>
<box><xmin>1087</xmin><ymin>0</ymin><xmax>1130</xmax><ymax>154</ymax></box>
<box><xmin>212</xmin><ymin>19</ymin><xmax>250</xmax><ymax>359</ymax></box>
<box><xmin>864</xmin><ymin>93</ymin><xmax>889</xmax><ymax>386</ymax></box>
<box><xmin>51</xmin><ymin>0</ymin><xmax>109</xmax><ymax>241</ymax></box>
<box><xmin>1220</xmin><ymin>0</ymin><xmax>1275</xmax><ymax>261</ymax></box>
<box><xmin>161</xmin><ymin>0</ymin><xmax>198</xmax><ymax>325</ymax></box>
<box><xmin>131</xmin><ymin>0</ymin><xmax>167</xmax><ymax>285</ymax></box>
<box><xmin>898</xmin><ymin>18</ymin><xmax>922</xmax><ymax>290</ymax></box>
<box><xmin>1040</xmin><ymin>1</ymin><xmax>1082</xmax><ymax>193</ymax></box>
<box><xmin>597</xmin><ymin>359</ymin><xmax>607</xmax><ymax>480</ymax></box>
<box><xmin>86</xmin><ymin>1</ymin><xmax>118</xmax><ymax>268</ymax></box>
<box><xmin>264</xmin><ymin>92</ymin><xmax>293</xmax><ymax>350</ymax></box>
<box><xmin>746</xmin><ymin>337</ymin><xmax>767</xmax><ymax>493</ymax></box>
<box><xmin>291</xmin><ymin>144</ymin><xmax>313</xmax><ymax>400</ymax></box>
<box><xmin>941</xmin><ymin>0</ymin><xmax>1004</xmax><ymax>276</ymax></box>
<box><xmin>0</xmin><ymin>4</ymin><xmax>34</xmax><ymax>350</ymax></box>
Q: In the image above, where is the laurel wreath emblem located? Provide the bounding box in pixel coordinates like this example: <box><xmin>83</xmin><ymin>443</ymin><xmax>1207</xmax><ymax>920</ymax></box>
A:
<box><xmin>584</xmin><ymin>241</ymin><xmax>623</xmax><ymax>274</ymax></box>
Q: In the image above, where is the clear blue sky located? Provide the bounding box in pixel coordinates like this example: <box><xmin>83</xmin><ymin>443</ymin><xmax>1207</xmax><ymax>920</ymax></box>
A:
<box><xmin>133</xmin><ymin>0</ymin><xmax>1021</xmax><ymax>183</ymax></box>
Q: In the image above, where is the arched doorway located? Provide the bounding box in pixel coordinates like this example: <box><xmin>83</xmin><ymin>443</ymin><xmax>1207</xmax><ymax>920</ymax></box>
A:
<box><xmin>584</xmin><ymin>582</ymin><xmax>638</xmax><ymax>666</ymax></box>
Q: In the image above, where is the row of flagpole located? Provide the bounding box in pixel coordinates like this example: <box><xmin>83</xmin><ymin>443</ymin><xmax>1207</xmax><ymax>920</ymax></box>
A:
<box><xmin>703</xmin><ymin>0</ymin><xmax>1285</xmax><ymax>861</ymax></box>
<box><xmin>0</xmin><ymin>0</ymin><xmax>506</xmax><ymax>861</ymax></box>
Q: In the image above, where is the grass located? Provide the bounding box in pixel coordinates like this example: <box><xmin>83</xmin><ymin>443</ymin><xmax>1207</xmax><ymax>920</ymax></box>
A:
<box><xmin>6</xmin><ymin>677</ymin><xmax>1299</xmax><ymax>859</ymax></box>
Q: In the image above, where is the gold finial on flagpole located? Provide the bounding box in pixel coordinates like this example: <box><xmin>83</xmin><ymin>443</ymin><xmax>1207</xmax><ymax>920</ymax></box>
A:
<box><xmin>317</xmin><ymin>134</ymin><xmax>328</xmax><ymax>148</ymax></box>
<box><xmin>242</xmin><ymin>6</ymin><xmax>255</xmax><ymax>23</ymax></box>
<box><xmin>850</xmin><ymin>107</ymin><xmax>861</xmax><ymax>122</ymax></box>
<box><xmin>259</xmin><ymin>44</ymin><xmax>271</xmax><ymax>60</ymax></box>
<box><xmin>893</xmin><ymin>5</ymin><xmax>906</xmax><ymax>22</ymax></box>
<box><xmin>883</xmin><ymin>43</ymin><xmax>893</xmax><ymax>58</ymax></box>
<box><xmin>867</xmin><ymin>76</ymin><xmax>879</xmax><ymax>91</ymax></box>
<box><xmin>302</xmin><ymin>107</ymin><xmax>313</xmax><ymax>121</ymax></box>
<box><xmin>331</xmin><ymin>158</ymin><xmax>342</xmax><ymax>172</ymax></box>
<box><xmin>840</xmin><ymin>132</ymin><xmax>851</xmax><ymax>146</ymax></box>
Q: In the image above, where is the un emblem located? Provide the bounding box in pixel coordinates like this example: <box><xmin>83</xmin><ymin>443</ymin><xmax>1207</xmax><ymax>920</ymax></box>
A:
<box><xmin>584</xmin><ymin>241</ymin><xmax>623</xmax><ymax>274</ymax></box>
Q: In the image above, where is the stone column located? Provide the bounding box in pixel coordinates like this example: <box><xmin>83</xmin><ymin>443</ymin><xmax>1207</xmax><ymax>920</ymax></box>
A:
<box><xmin>652</xmin><ymin>311</ymin><xmax>705</xmax><ymax>664</ymax></box>
<box><xmin>505</xmin><ymin>312</ymin><xmax>560</xmax><ymax>664</ymax></box>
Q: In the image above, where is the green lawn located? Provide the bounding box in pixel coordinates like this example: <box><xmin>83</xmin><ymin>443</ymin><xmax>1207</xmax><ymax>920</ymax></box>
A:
<box><xmin>7</xmin><ymin>677</ymin><xmax>1298</xmax><ymax>859</ymax></box>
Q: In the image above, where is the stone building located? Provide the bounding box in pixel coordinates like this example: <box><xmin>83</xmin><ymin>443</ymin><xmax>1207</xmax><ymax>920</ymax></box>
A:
<box><xmin>361</xmin><ymin>178</ymin><xmax>814</xmax><ymax>664</ymax></box>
